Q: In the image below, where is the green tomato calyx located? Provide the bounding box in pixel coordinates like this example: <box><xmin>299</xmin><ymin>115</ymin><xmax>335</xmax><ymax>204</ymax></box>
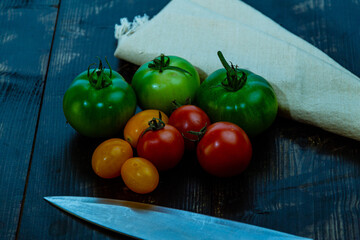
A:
<box><xmin>186</xmin><ymin>122</ymin><xmax>208</xmax><ymax>142</ymax></box>
<box><xmin>141</xmin><ymin>112</ymin><xmax>166</xmax><ymax>136</ymax></box>
<box><xmin>148</xmin><ymin>54</ymin><xmax>192</xmax><ymax>76</ymax></box>
<box><xmin>88</xmin><ymin>57</ymin><xmax>113</xmax><ymax>90</ymax></box>
<box><xmin>217</xmin><ymin>51</ymin><xmax>247</xmax><ymax>92</ymax></box>
<box><xmin>171</xmin><ymin>98</ymin><xmax>191</xmax><ymax>109</ymax></box>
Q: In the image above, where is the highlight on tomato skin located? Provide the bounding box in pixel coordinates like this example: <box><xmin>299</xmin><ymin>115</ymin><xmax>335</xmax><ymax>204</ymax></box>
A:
<box><xmin>121</xmin><ymin>157</ymin><xmax>159</xmax><ymax>194</ymax></box>
<box><xmin>196</xmin><ymin>122</ymin><xmax>252</xmax><ymax>178</ymax></box>
<box><xmin>91</xmin><ymin>138</ymin><xmax>133</xmax><ymax>179</ymax></box>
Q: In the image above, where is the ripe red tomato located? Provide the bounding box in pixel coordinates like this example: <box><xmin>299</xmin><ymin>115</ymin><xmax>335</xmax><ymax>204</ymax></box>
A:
<box><xmin>196</xmin><ymin>122</ymin><xmax>252</xmax><ymax>177</ymax></box>
<box><xmin>168</xmin><ymin>105</ymin><xmax>211</xmax><ymax>151</ymax></box>
<box><xmin>137</xmin><ymin>119</ymin><xmax>184</xmax><ymax>171</ymax></box>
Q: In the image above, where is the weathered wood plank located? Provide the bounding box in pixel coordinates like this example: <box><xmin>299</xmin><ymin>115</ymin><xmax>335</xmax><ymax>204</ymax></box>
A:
<box><xmin>241</xmin><ymin>1</ymin><xmax>360</xmax><ymax>238</ymax></box>
<box><xmin>14</xmin><ymin>0</ymin><xmax>360</xmax><ymax>239</ymax></box>
<box><xmin>0</xmin><ymin>1</ymin><xmax>59</xmax><ymax>239</ymax></box>
<box><xmin>16</xmin><ymin>0</ymin><xmax>172</xmax><ymax>239</ymax></box>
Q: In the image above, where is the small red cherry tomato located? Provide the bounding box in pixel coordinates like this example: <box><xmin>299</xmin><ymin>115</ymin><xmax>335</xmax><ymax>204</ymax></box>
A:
<box><xmin>168</xmin><ymin>105</ymin><xmax>211</xmax><ymax>151</ymax></box>
<box><xmin>137</xmin><ymin>118</ymin><xmax>184</xmax><ymax>171</ymax></box>
<box><xmin>197</xmin><ymin>122</ymin><xmax>252</xmax><ymax>177</ymax></box>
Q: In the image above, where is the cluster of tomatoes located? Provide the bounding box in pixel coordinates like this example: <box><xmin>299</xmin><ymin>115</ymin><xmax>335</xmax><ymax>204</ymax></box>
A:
<box><xmin>91</xmin><ymin>106</ymin><xmax>252</xmax><ymax>194</ymax></box>
<box><xmin>63</xmin><ymin>51</ymin><xmax>278</xmax><ymax>194</ymax></box>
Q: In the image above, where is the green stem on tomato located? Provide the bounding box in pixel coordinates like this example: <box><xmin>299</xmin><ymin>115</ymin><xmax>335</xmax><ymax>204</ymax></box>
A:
<box><xmin>105</xmin><ymin>56</ymin><xmax>112</xmax><ymax>78</ymax></box>
<box><xmin>88</xmin><ymin>57</ymin><xmax>112</xmax><ymax>90</ymax></box>
<box><xmin>148</xmin><ymin>54</ymin><xmax>192</xmax><ymax>76</ymax></box>
<box><xmin>171</xmin><ymin>98</ymin><xmax>192</xmax><ymax>110</ymax></box>
<box><xmin>141</xmin><ymin>117</ymin><xmax>166</xmax><ymax>137</ymax></box>
<box><xmin>217</xmin><ymin>51</ymin><xmax>247</xmax><ymax>92</ymax></box>
<box><xmin>172</xmin><ymin>100</ymin><xmax>183</xmax><ymax>109</ymax></box>
<box><xmin>158</xmin><ymin>111</ymin><xmax>163</xmax><ymax>120</ymax></box>
<box><xmin>186</xmin><ymin>122</ymin><xmax>208</xmax><ymax>142</ymax></box>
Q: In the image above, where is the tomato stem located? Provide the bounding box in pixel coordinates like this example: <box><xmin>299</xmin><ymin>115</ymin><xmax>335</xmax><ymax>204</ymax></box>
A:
<box><xmin>172</xmin><ymin>98</ymin><xmax>192</xmax><ymax>110</ymax></box>
<box><xmin>87</xmin><ymin>63</ymin><xmax>96</xmax><ymax>77</ymax></box>
<box><xmin>141</xmin><ymin>116</ymin><xmax>166</xmax><ymax>137</ymax></box>
<box><xmin>172</xmin><ymin>100</ymin><xmax>183</xmax><ymax>109</ymax></box>
<box><xmin>88</xmin><ymin>57</ymin><xmax>113</xmax><ymax>90</ymax></box>
<box><xmin>217</xmin><ymin>51</ymin><xmax>247</xmax><ymax>92</ymax></box>
<box><xmin>148</xmin><ymin>54</ymin><xmax>192</xmax><ymax>76</ymax></box>
<box><xmin>105</xmin><ymin>56</ymin><xmax>112</xmax><ymax>78</ymax></box>
<box><xmin>186</xmin><ymin>122</ymin><xmax>208</xmax><ymax>142</ymax></box>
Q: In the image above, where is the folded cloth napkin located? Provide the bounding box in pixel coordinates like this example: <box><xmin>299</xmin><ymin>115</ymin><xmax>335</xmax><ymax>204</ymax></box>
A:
<box><xmin>114</xmin><ymin>0</ymin><xmax>360</xmax><ymax>141</ymax></box>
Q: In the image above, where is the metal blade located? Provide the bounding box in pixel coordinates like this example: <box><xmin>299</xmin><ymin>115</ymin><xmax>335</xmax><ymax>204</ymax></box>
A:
<box><xmin>44</xmin><ymin>196</ymin><xmax>311</xmax><ymax>240</ymax></box>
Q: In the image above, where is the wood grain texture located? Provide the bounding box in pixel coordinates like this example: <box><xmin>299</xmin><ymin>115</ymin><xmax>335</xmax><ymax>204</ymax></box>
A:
<box><xmin>241</xmin><ymin>1</ymin><xmax>360</xmax><ymax>239</ymax></box>
<box><xmin>0</xmin><ymin>1</ymin><xmax>59</xmax><ymax>239</ymax></box>
<box><xmin>0</xmin><ymin>0</ymin><xmax>358</xmax><ymax>239</ymax></box>
<box><xmin>16</xmin><ymin>0</ymin><xmax>170</xmax><ymax>239</ymax></box>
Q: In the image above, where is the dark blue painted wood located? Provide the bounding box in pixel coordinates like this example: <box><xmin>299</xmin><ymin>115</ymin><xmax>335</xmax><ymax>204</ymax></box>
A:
<box><xmin>0</xmin><ymin>0</ymin><xmax>359</xmax><ymax>239</ymax></box>
<box><xmin>0</xmin><ymin>1</ymin><xmax>59</xmax><ymax>239</ymax></box>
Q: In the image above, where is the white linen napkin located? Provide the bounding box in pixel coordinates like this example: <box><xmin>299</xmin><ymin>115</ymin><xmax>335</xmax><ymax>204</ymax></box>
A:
<box><xmin>114</xmin><ymin>0</ymin><xmax>360</xmax><ymax>141</ymax></box>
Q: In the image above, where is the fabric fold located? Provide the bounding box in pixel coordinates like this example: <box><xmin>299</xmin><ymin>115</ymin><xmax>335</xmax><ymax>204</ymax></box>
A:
<box><xmin>114</xmin><ymin>0</ymin><xmax>360</xmax><ymax>141</ymax></box>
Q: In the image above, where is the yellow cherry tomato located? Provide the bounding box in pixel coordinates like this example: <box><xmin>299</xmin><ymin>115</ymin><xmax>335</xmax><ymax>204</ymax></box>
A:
<box><xmin>121</xmin><ymin>157</ymin><xmax>159</xmax><ymax>194</ymax></box>
<box><xmin>92</xmin><ymin>138</ymin><xmax>133</xmax><ymax>179</ymax></box>
<box><xmin>123</xmin><ymin>109</ymin><xmax>169</xmax><ymax>148</ymax></box>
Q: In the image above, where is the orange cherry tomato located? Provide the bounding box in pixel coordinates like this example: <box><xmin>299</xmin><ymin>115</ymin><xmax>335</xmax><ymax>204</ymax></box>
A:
<box><xmin>121</xmin><ymin>157</ymin><xmax>159</xmax><ymax>194</ymax></box>
<box><xmin>92</xmin><ymin>138</ymin><xmax>133</xmax><ymax>179</ymax></box>
<box><xmin>123</xmin><ymin>109</ymin><xmax>169</xmax><ymax>148</ymax></box>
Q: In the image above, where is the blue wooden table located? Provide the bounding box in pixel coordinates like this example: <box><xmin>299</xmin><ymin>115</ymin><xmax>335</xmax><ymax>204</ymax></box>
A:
<box><xmin>1</xmin><ymin>0</ymin><xmax>359</xmax><ymax>239</ymax></box>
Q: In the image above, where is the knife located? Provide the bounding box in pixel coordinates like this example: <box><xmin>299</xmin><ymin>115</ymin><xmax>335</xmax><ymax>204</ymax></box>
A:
<box><xmin>44</xmin><ymin>196</ymin><xmax>311</xmax><ymax>240</ymax></box>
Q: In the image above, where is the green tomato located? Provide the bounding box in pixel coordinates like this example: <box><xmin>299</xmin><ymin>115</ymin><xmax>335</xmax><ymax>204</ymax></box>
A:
<box><xmin>195</xmin><ymin>51</ymin><xmax>278</xmax><ymax>137</ymax></box>
<box><xmin>63</xmin><ymin>58</ymin><xmax>137</xmax><ymax>138</ymax></box>
<box><xmin>131</xmin><ymin>54</ymin><xmax>200</xmax><ymax>115</ymax></box>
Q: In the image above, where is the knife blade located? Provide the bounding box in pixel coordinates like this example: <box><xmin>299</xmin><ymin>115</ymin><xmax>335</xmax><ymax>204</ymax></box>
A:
<box><xmin>44</xmin><ymin>196</ymin><xmax>311</xmax><ymax>240</ymax></box>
